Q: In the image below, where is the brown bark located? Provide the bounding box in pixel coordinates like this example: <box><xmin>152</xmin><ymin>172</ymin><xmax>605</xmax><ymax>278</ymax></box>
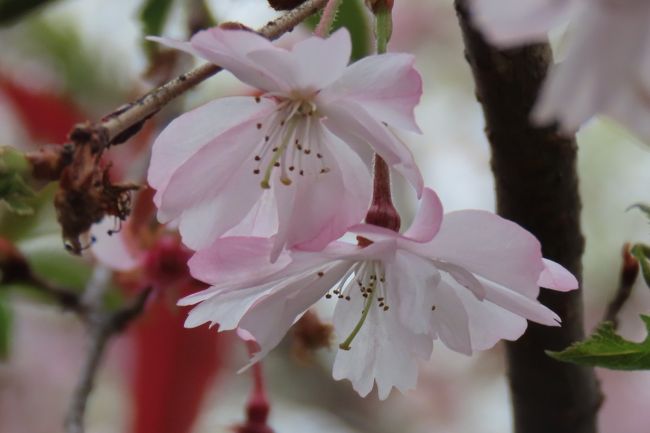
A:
<box><xmin>454</xmin><ymin>2</ymin><xmax>602</xmax><ymax>433</ymax></box>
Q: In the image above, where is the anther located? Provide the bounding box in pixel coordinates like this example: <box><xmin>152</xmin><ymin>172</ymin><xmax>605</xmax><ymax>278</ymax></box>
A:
<box><xmin>316</xmin><ymin>153</ymin><xmax>322</xmax><ymax>158</ymax></box>
<box><xmin>383</xmin><ymin>306</ymin><xmax>389</xmax><ymax>311</ymax></box>
<box><xmin>431</xmin><ymin>305</ymin><xmax>437</xmax><ymax>311</ymax></box>
<box><xmin>326</xmin><ymin>294</ymin><xmax>332</xmax><ymax>299</ymax></box>
<box><xmin>317</xmin><ymin>271</ymin><xmax>324</xmax><ymax>277</ymax></box>
<box><xmin>272</xmin><ymin>147</ymin><xmax>278</xmax><ymax>152</ymax></box>
<box><xmin>253</xmin><ymin>169</ymin><xmax>260</xmax><ymax>174</ymax></box>
<box><xmin>289</xmin><ymin>166</ymin><xmax>295</xmax><ymax>171</ymax></box>
<box><xmin>274</xmin><ymin>162</ymin><xmax>280</xmax><ymax>167</ymax></box>
<box><xmin>254</xmin><ymin>155</ymin><xmax>261</xmax><ymax>161</ymax></box>
<box><xmin>255</xmin><ymin>96</ymin><xmax>261</xmax><ymax>103</ymax></box>
<box><xmin>256</xmin><ymin>123</ymin><xmax>262</xmax><ymax>129</ymax></box>
<box><xmin>299</xmin><ymin>170</ymin><xmax>304</xmax><ymax>176</ymax></box>
<box><xmin>304</xmin><ymin>149</ymin><xmax>311</xmax><ymax>155</ymax></box>
<box><xmin>265</xmin><ymin>136</ymin><xmax>270</xmax><ymax>142</ymax></box>
<box><xmin>345</xmin><ymin>296</ymin><xmax>351</xmax><ymax>301</ymax></box>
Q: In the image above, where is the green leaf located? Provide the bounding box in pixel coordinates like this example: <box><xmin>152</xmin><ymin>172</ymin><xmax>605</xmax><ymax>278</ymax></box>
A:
<box><xmin>0</xmin><ymin>0</ymin><xmax>60</xmax><ymax>25</ymax></box>
<box><xmin>0</xmin><ymin>293</ymin><xmax>11</xmax><ymax>360</ymax></box>
<box><xmin>548</xmin><ymin>315</ymin><xmax>650</xmax><ymax>370</ymax></box>
<box><xmin>305</xmin><ymin>0</ymin><xmax>371</xmax><ymax>61</ymax></box>
<box><xmin>631</xmin><ymin>244</ymin><xmax>650</xmax><ymax>287</ymax></box>
<box><xmin>0</xmin><ymin>147</ymin><xmax>36</xmax><ymax>215</ymax></box>
<box><xmin>140</xmin><ymin>0</ymin><xmax>176</xmax><ymax>58</ymax></box>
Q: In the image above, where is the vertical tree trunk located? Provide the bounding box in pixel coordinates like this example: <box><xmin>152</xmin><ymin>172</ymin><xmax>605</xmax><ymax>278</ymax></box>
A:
<box><xmin>454</xmin><ymin>2</ymin><xmax>602</xmax><ymax>433</ymax></box>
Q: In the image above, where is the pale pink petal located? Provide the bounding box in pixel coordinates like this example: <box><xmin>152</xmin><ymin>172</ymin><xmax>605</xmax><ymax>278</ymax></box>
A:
<box><xmin>148</xmin><ymin>96</ymin><xmax>274</xmax><ymax>213</ymax></box>
<box><xmin>332</xmin><ymin>284</ymin><xmax>432</xmax><ymax>399</ymax></box>
<box><xmin>537</xmin><ymin>258</ymin><xmax>578</xmax><ymax>291</ymax></box>
<box><xmin>322</xmin><ymin>100</ymin><xmax>423</xmax><ymax>196</ymax></box>
<box><xmin>431</xmin><ymin>278</ymin><xmax>473</xmax><ymax>355</ymax></box>
<box><xmin>240</xmin><ymin>262</ymin><xmax>352</xmax><ymax>363</ymax></box>
<box><xmin>533</xmin><ymin>3</ymin><xmax>647</xmax><ymax>133</ymax></box>
<box><xmin>292</xmin><ymin>28</ymin><xmax>351</xmax><ymax>89</ymax></box>
<box><xmin>246</xmin><ymin>28</ymin><xmax>351</xmax><ymax>92</ymax></box>
<box><xmin>481</xmin><ymin>277</ymin><xmax>561</xmax><ymax>326</ymax></box>
<box><xmin>177</xmin><ymin>163</ymin><xmax>263</xmax><ymax>250</ymax></box>
<box><xmin>189</xmin><ymin>28</ymin><xmax>288</xmax><ymax>92</ymax></box>
<box><xmin>469</xmin><ymin>0</ymin><xmax>575</xmax><ymax>46</ymax></box>
<box><xmin>90</xmin><ymin>218</ymin><xmax>142</xmax><ymax>271</ymax></box>
<box><xmin>434</xmin><ymin>261</ymin><xmax>485</xmax><ymax>301</ymax></box>
<box><xmin>183</xmin><ymin>285</ymin><xmax>270</xmax><ymax>329</ymax></box>
<box><xmin>454</xmin><ymin>284</ymin><xmax>528</xmax><ymax>351</ymax></box>
<box><xmin>224</xmin><ymin>190</ymin><xmax>278</xmax><ymax>238</ymax></box>
<box><xmin>155</xmin><ymin>109</ymin><xmax>267</xmax><ymax>224</ymax></box>
<box><xmin>319</xmin><ymin>52</ymin><xmax>422</xmax><ymax>133</ymax></box>
<box><xmin>146</xmin><ymin>35</ymin><xmax>202</xmax><ymax>57</ymax></box>
<box><xmin>387</xmin><ymin>250</ymin><xmax>440</xmax><ymax>335</ymax></box>
<box><xmin>270</xmin><ymin>123</ymin><xmax>371</xmax><ymax>260</ymax></box>
<box><xmin>185</xmin><ymin>237</ymin><xmax>293</xmax><ymax>297</ymax></box>
<box><xmin>287</xmin><ymin>125</ymin><xmax>371</xmax><ymax>251</ymax></box>
<box><xmin>418</xmin><ymin>210</ymin><xmax>545</xmax><ymax>298</ymax></box>
<box><xmin>402</xmin><ymin>187</ymin><xmax>444</xmax><ymax>242</ymax></box>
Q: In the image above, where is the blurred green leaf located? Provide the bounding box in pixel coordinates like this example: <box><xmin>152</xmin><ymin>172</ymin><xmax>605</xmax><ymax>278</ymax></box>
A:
<box><xmin>0</xmin><ymin>147</ymin><xmax>36</xmax><ymax>215</ymax></box>
<box><xmin>631</xmin><ymin>244</ymin><xmax>650</xmax><ymax>287</ymax></box>
<box><xmin>140</xmin><ymin>0</ymin><xmax>175</xmax><ymax>58</ymax></box>
<box><xmin>548</xmin><ymin>315</ymin><xmax>650</xmax><ymax>370</ymax></box>
<box><xmin>628</xmin><ymin>203</ymin><xmax>650</xmax><ymax>221</ymax></box>
<box><xmin>20</xmin><ymin>19</ymin><xmax>128</xmax><ymax>109</ymax></box>
<box><xmin>305</xmin><ymin>0</ymin><xmax>370</xmax><ymax>61</ymax></box>
<box><xmin>0</xmin><ymin>293</ymin><xmax>11</xmax><ymax>360</ymax></box>
<box><xmin>0</xmin><ymin>0</ymin><xmax>60</xmax><ymax>24</ymax></box>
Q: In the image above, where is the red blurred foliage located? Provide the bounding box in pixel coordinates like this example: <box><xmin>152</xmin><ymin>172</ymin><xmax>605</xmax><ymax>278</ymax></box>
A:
<box><xmin>0</xmin><ymin>77</ymin><xmax>83</xmax><ymax>144</ymax></box>
<box><xmin>129</xmin><ymin>293</ymin><xmax>228</xmax><ymax>433</ymax></box>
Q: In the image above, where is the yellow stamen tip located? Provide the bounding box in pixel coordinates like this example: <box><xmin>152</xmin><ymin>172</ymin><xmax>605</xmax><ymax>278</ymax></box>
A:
<box><xmin>280</xmin><ymin>177</ymin><xmax>292</xmax><ymax>186</ymax></box>
<box><xmin>260</xmin><ymin>180</ymin><xmax>271</xmax><ymax>189</ymax></box>
<box><xmin>339</xmin><ymin>343</ymin><xmax>352</xmax><ymax>351</ymax></box>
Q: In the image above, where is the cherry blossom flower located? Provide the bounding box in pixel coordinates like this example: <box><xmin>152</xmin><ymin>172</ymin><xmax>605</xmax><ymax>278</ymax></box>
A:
<box><xmin>179</xmin><ymin>188</ymin><xmax>578</xmax><ymax>399</ymax></box>
<box><xmin>469</xmin><ymin>0</ymin><xmax>650</xmax><ymax>140</ymax></box>
<box><xmin>147</xmin><ymin>27</ymin><xmax>423</xmax><ymax>259</ymax></box>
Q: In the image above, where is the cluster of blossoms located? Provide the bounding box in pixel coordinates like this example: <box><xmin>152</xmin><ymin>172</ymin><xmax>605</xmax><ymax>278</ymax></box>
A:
<box><xmin>141</xmin><ymin>26</ymin><xmax>578</xmax><ymax>398</ymax></box>
<box><xmin>469</xmin><ymin>0</ymin><xmax>650</xmax><ymax>141</ymax></box>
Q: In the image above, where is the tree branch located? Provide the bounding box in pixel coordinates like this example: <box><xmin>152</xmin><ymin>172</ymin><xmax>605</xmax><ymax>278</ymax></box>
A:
<box><xmin>73</xmin><ymin>0</ymin><xmax>328</xmax><ymax>148</ymax></box>
<box><xmin>65</xmin><ymin>288</ymin><xmax>152</xmax><ymax>433</ymax></box>
<box><xmin>454</xmin><ymin>2</ymin><xmax>602</xmax><ymax>433</ymax></box>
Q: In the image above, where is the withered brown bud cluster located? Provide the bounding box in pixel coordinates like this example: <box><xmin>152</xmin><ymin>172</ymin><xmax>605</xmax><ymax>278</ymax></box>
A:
<box><xmin>267</xmin><ymin>0</ymin><xmax>308</xmax><ymax>11</ymax></box>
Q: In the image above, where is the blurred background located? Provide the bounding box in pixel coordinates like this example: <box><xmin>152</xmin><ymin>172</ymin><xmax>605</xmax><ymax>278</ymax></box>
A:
<box><xmin>1</xmin><ymin>0</ymin><xmax>650</xmax><ymax>432</ymax></box>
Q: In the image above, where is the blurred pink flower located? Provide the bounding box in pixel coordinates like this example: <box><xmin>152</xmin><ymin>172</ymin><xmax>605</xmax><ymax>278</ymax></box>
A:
<box><xmin>179</xmin><ymin>188</ymin><xmax>577</xmax><ymax>399</ymax></box>
<box><xmin>469</xmin><ymin>0</ymin><xmax>650</xmax><ymax>140</ymax></box>
<box><xmin>146</xmin><ymin>27</ymin><xmax>423</xmax><ymax>260</ymax></box>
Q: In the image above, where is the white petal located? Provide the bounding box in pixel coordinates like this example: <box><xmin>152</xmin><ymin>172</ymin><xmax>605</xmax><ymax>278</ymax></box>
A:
<box><xmin>332</xmin><ymin>291</ymin><xmax>432</xmax><ymax>399</ymax></box>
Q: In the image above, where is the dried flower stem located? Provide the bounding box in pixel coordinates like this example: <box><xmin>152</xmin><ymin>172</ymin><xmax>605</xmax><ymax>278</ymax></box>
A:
<box><xmin>74</xmin><ymin>0</ymin><xmax>328</xmax><ymax>149</ymax></box>
<box><xmin>313</xmin><ymin>0</ymin><xmax>342</xmax><ymax>37</ymax></box>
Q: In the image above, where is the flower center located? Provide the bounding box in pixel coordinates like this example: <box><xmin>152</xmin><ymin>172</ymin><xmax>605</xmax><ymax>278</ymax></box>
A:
<box><xmin>323</xmin><ymin>260</ymin><xmax>390</xmax><ymax>351</ymax></box>
<box><xmin>252</xmin><ymin>96</ymin><xmax>331</xmax><ymax>189</ymax></box>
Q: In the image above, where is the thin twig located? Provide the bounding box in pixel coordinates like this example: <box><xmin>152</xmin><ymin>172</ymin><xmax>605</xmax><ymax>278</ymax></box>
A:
<box><xmin>76</xmin><ymin>0</ymin><xmax>328</xmax><ymax>148</ymax></box>
<box><xmin>603</xmin><ymin>243</ymin><xmax>640</xmax><ymax>327</ymax></box>
<box><xmin>65</xmin><ymin>288</ymin><xmax>152</xmax><ymax>433</ymax></box>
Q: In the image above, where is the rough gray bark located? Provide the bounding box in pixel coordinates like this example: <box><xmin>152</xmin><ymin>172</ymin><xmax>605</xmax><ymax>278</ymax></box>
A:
<box><xmin>454</xmin><ymin>2</ymin><xmax>602</xmax><ymax>433</ymax></box>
